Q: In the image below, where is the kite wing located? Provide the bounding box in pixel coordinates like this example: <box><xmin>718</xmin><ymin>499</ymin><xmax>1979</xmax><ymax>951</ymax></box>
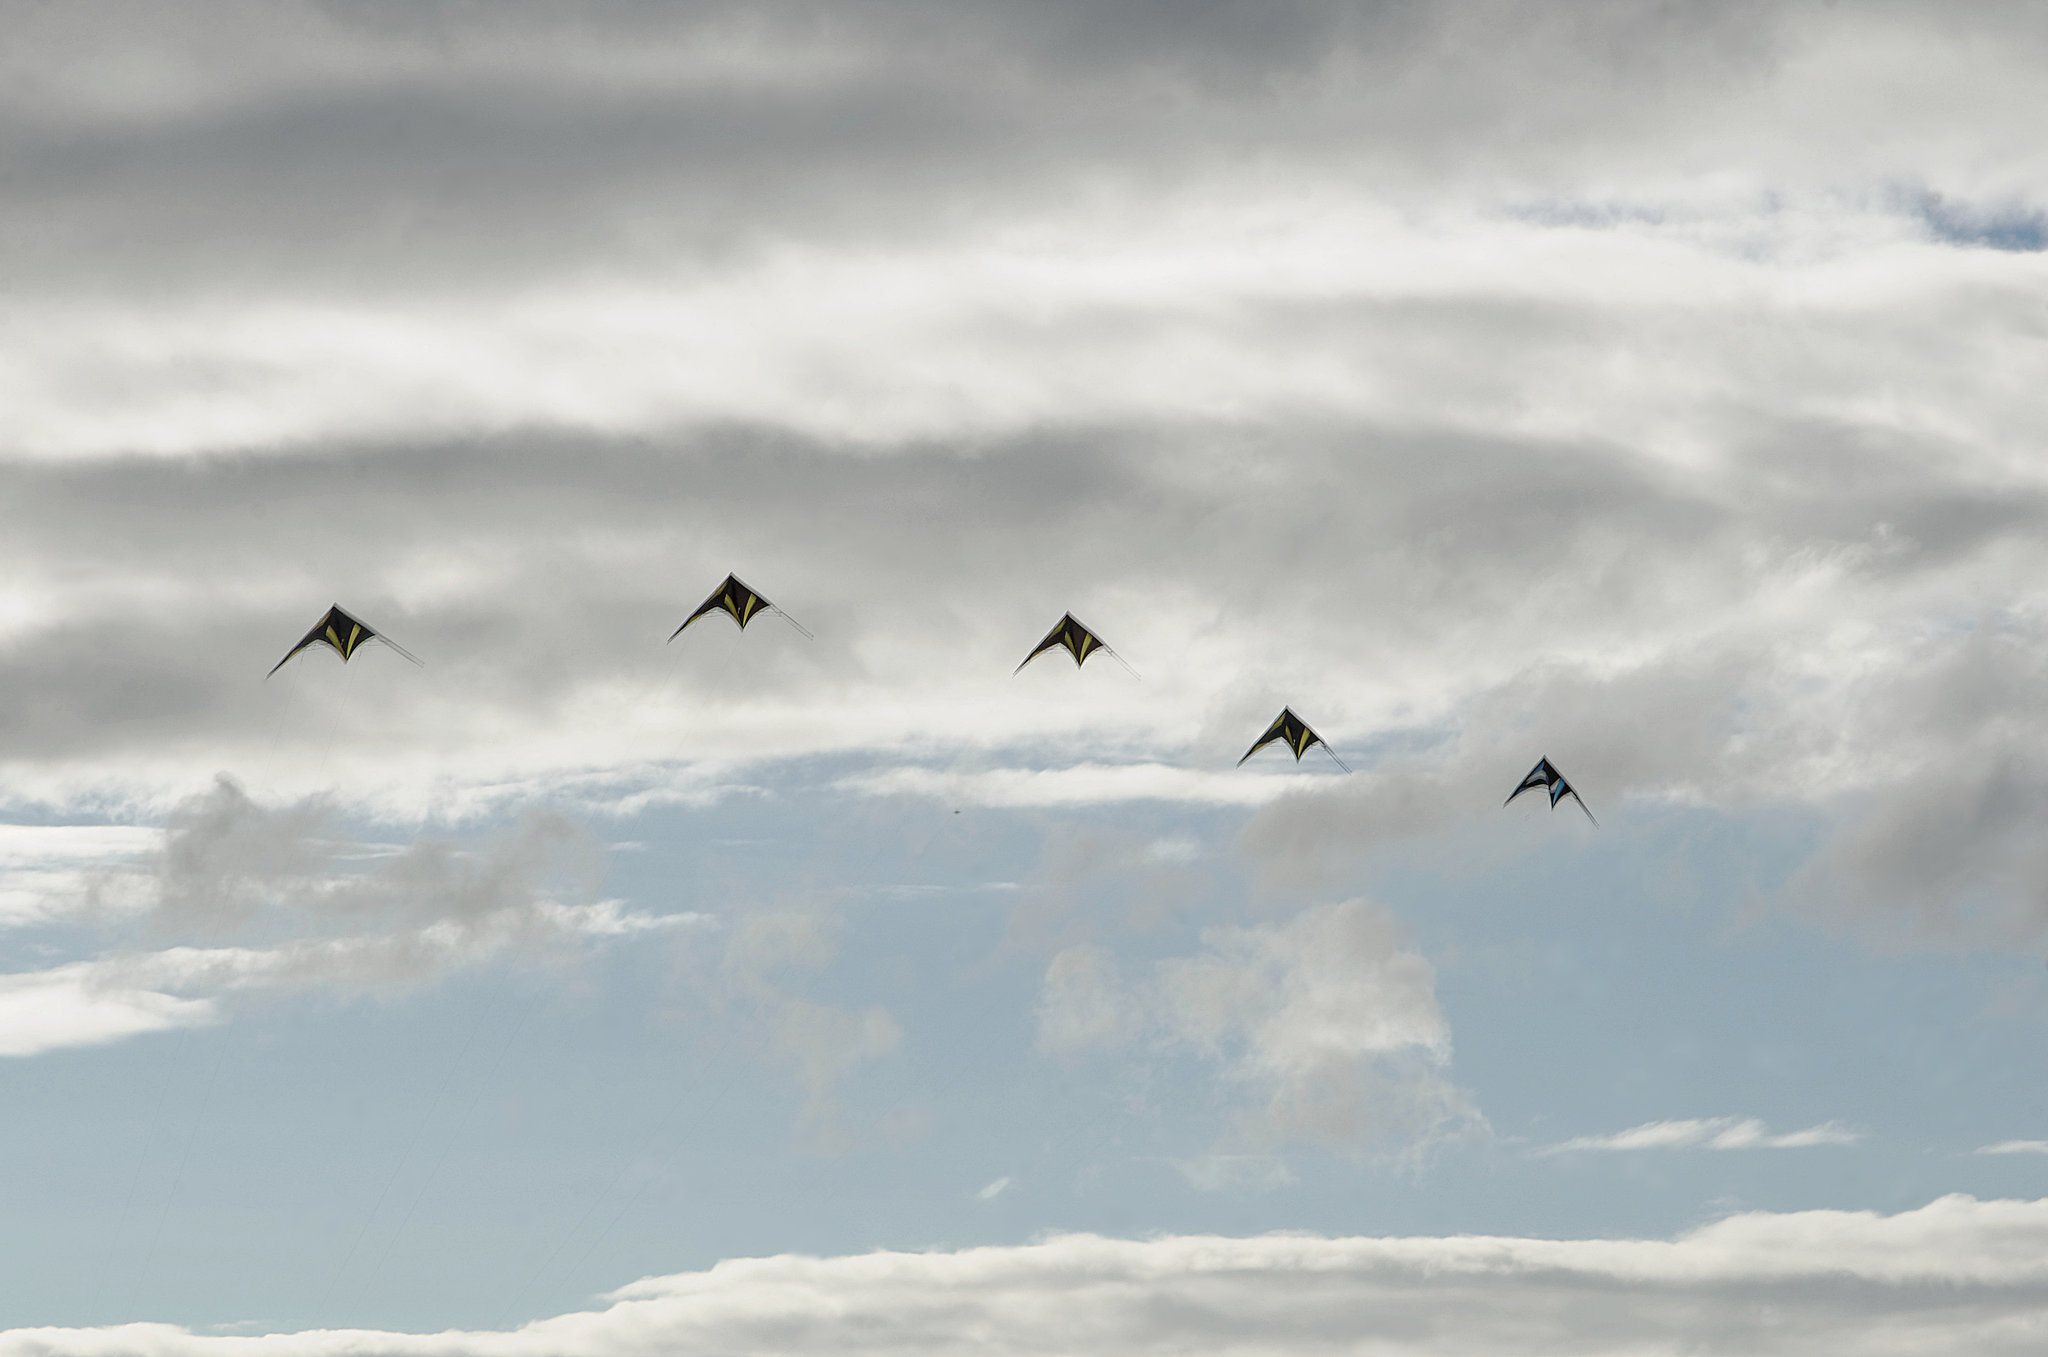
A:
<box><xmin>267</xmin><ymin>604</ymin><xmax>418</xmax><ymax>678</ymax></box>
<box><xmin>1238</xmin><ymin>707</ymin><xmax>1350</xmax><ymax>772</ymax></box>
<box><xmin>1015</xmin><ymin>612</ymin><xmax>1110</xmax><ymax>674</ymax></box>
<box><xmin>1505</xmin><ymin>757</ymin><xmax>1597</xmax><ymax>826</ymax></box>
<box><xmin>670</xmin><ymin>574</ymin><xmax>811</xmax><ymax>641</ymax></box>
<box><xmin>1552</xmin><ymin>775</ymin><xmax>1598</xmax><ymax>826</ymax></box>
<box><xmin>1504</xmin><ymin>758</ymin><xmax>1558</xmax><ymax>807</ymax></box>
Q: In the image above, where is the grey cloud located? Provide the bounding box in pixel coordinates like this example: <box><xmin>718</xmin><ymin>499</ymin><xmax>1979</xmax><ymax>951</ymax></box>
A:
<box><xmin>0</xmin><ymin>773</ymin><xmax>728</xmax><ymax>1058</ymax></box>
<box><xmin>1239</xmin><ymin>600</ymin><xmax>2048</xmax><ymax>950</ymax></box>
<box><xmin>131</xmin><ymin>775</ymin><xmax>606</xmax><ymax>945</ymax></box>
<box><xmin>0</xmin><ymin>777</ymin><xmax>712</xmax><ymax>1057</ymax></box>
<box><xmin>0</xmin><ymin>0</ymin><xmax>1981</xmax><ymax>293</ymax></box>
<box><xmin>6</xmin><ymin>0</ymin><xmax>2048</xmax><ymax>957</ymax></box>
<box><xmin>3</xmin><ymin>390</ymin><xmax>2044</xmax><ymax>962</ymax></box>
<box><xmin>0</xmin><ymin>412</ymin><xmax>1900</xmax><ymax>735</ymax></box>
<box><xmin>0</xmin><ymin>421</ymin><xmax>1717</xmax><ymax>801</ymax></box>
<box><xmin>1785</xmin><ymin>624</ymin><xmax>2048</xmax><ymax>947</ymax></box>
<box><xmin>0</xmin><ymin>777</ymin><xmax>668</xmax><ymax>1057</ymax></box>
<box><xmin>1238</xmin><ymin>641</ymin><xmax>1783</xmax><ymax>884</ymax></box>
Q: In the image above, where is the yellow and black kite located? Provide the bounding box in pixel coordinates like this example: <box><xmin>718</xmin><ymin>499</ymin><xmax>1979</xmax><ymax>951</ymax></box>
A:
<box><xmin>670</xmin><ymin>574</ymin><xmax>811</xmax><ymax>641</ymax></box>
<box><xmin>267</xmin><ymin>604</ymin><xmax>420</xmax><ymax>678</ymax></box>
<box><xmin>1239</xmin><ymin>707</ymin><xmax>1350</xmax><ymax>772</ymax></box>
<box><xmin>1014</xmin><ymin>613</ymin><xmax>1132</xmax><ymax>675</ymax></box>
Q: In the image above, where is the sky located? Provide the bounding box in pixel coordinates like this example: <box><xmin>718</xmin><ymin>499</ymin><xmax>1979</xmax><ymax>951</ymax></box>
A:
<box><xmin>7</xmin><ymin>0</ymin><xmax>2048</xmax><ymax>1351</ymax></box>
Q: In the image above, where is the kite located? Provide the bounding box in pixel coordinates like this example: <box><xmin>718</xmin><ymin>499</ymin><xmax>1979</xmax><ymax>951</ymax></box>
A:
<box><xmin>1238</xmin><ymin>707</ymin><xmax>1350</xmax><ymax>772</ymax></box>
<box><xmin>267</xmin><ymin>604</ymin><xmax>420</xmax><ymax>678</ymax></box>
<box><xmin>1505</xmin><ymin>757</ymin><xmax>1597</xmax><ymax>826</ymax></box>
<box><xmin>1014</xmin><ymin>613</ymin><xmax>1134</xmax><ymax>676</ymax></box>
<box><xmin>669</xmin><ymin>574</ymin><xmax>812</xmax><ymax>641</ymax></box>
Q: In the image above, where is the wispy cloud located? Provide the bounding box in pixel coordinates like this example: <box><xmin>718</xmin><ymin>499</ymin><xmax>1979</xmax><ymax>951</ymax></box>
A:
<box><xmin>1977</xmin><ymin>1140</ymin><xmax>2048</xmax><ymax>1156</ymax></box>
<box><xmin>1039</xmin><ymin>900</ymin><xmax>1481</xmax><ymax>1158</ymax></box>
<box><xmin>1536</xmin><ymin>1117</ymin><xmax>1862</xmax><ymax>1156</ymax></box>
<box><xmin>0</xmin><ymin>778</ymin><xmax>707</xmax><ymax>1057</ymax></box>
<box><xmin>1171</xmin><ymin>1154</ymin><xmax>1297</xmax><ymax>1193</ymax></box>
<box><xmin>700</xmin><ymin>910</ymin><xmax>904</xmax><ymax>1154</ymax></box>
<box><xmin>0</xmin><ymin>823</ymin><xmax>158</xmax><ymax>927</ymax></box>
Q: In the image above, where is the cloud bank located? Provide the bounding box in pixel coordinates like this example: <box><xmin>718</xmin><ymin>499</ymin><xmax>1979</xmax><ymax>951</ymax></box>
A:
<box><xmin>15</xmin><ymin>1195</ymin><xmax>2048</xmax><ymax>1355</ymax></box>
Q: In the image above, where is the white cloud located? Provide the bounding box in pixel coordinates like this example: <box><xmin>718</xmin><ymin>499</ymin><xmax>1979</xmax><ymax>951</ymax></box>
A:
<box><xmin>16</xmin><ymin>1195</ymin><xmax>2048</xmax><ymax>1355</ymax></box>
<box><xmin>976</xmin><ymin>1176</ymin><xmax>1013</xmax><ymax>1201</ymax></box>
<box><xmin>1039</xmin><ymin>900</ymin><xmax>1479</xmax><ymax>1156</ymax></box>
<box><xmin>1979</xmin><ymin>1141</ymin><xmax>2048</xmax><ymax>1156</ymax></box>
<box><xmin>1537</xmin><ymin>1117</ymin><xmax>1863</xmax><ymax>1155</ymax></box>
<box><xmin>0</xmin><ymin>963</ymin><xmax>214</xmax><ymax>1057</ymax></box>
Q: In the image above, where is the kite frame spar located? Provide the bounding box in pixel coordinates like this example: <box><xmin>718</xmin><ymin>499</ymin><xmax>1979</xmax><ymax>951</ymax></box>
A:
<box><xmin>1238</xmin><ymin>707</ymin><xmax>1351</xmax><ymax>773</ymax></box>
<box><xmin>1013</xmin><ymin>612</ymin><xmax>1139</xmax><ymax>677</ymax></box>
<box><xmin>265</xmin><ymin>604</ymin><xmax>422</xmax><ymax>679</ymax></box>
<box><xmin>669</xmin><ymin>573</ymin><xmax>813</xmax><ymax>642</ymax></box>
<box><xmin>1505</xmin><ymin>756</ymin><xmax>1598</xmax><ymax>826</ymax></box>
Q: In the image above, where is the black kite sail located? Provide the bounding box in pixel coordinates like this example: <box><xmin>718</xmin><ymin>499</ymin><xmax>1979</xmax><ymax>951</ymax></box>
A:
<box><xmin>1505</xmin><ymin>757</ymin><xmax>1597</xmax><ymax>826</ymax></box>
<box><xmin>1238</xmin><ymin>707</ymin><xmax>1350</xmax><ymax>772</ymax></box>
<box><xmin>267</xmin><ymin>605</ymin><xmax>419</xmax><ymax>678</ymax></box>
<box><xmin>670</xmin><ymin>574</ymin><xmax>811</xmax><ymax>641</ymax></box>
<box><xmin>1014</xmin><ymin>613</ymin><xmax>1132</xmax><ymax>675</ymax></box>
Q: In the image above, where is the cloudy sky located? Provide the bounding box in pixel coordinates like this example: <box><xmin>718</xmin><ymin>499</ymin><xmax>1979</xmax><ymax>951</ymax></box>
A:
<box><xmin>7</xmin><ymin>0</ymin><xmax>2048</xmax><ymax>1350</ymax></box>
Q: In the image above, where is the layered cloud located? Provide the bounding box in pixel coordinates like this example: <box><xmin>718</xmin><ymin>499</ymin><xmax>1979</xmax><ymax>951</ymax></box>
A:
<box><xmin>2</xmin><ymin>4</ymin><xmax>2046</xmax><ymax>949</ymax></box>
<box><xmin>14</xmin><ymin>1195</ymin><xmax>2048</xmax><ymax>1355</ymax></box>
<box><xmin>4</xmin><ymin>2</ymin><xmax>2047</xmax><ymax>956</ymax></box>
